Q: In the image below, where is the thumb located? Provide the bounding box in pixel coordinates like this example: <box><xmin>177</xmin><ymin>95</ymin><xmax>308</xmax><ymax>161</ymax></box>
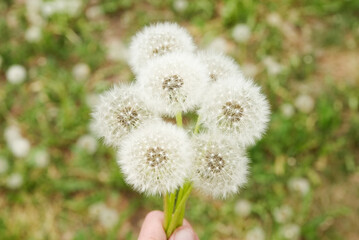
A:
<box><xmin>169</xmin><ymin>225</ymin><xmax>199</xmax><ymax>240</ymax></box>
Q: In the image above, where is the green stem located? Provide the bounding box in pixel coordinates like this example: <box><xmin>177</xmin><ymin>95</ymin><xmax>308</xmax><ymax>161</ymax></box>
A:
<box><xmin>194</xmin><ymin>115</ymin><xmax>201</xmax><ymax>134</ymax></box>
<box><xmin>176</xmin><ymin>112</ymin><xmax>183</xmax><ymax>127</ymax></box>
<box><xmin>163</xmin><ymin>194</ymin><xmax>170</xmax><ymax>230</ymax></box>
<box><xmin>166</xmin><ymin>184</ymin><xmax>193</xmax><ymax>237</ymax></box>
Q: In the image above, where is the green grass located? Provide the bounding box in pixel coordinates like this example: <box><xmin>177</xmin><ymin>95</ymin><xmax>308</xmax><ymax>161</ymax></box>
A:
<box><xmin>1</xmin><ymin>0</ymin><xmax>358</xmax><ymax>239</ymax></box>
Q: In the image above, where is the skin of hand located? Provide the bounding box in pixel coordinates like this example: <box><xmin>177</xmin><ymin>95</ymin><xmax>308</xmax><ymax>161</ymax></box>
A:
<box><xmin>138</xmin><ymin>210</ymin><xmax>199</xmax><ymax>240</ymax></box>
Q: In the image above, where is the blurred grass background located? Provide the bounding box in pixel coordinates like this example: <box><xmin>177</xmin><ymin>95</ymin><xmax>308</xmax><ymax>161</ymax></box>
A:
<box><xmin>0</xmin><ymin>0</ymin><xmax>359</xmax><ymax>239</ymax></box>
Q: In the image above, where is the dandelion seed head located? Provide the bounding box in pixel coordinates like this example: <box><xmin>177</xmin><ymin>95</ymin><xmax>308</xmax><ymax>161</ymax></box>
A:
<box><xmin>118</xmin><ymin>121</ymin><xmax>194</xmax><ymax>195</ymax></box>
<box><xmin>92</xmin><ymin>84</ymin><xmax>154</xmax><ymax>147</ymax></box>
<box><xmin>198</xmin><ymin>51</ymin><xmax>243</xmax><ymax>82</ymax></box>
<box><xmin>6</xmin><ymin>173</ymin><xmax>23</xmax><ymax>189</ymax></box>
<box><xmin>199</xmin><ymin>77</ymin><xmax>270</xmax><ymax>146</ymax></box>
<box><xmin>129</xmin><ymin>22</ymin><xmax>195</xmax><ymax>74</ymax></box>
<box><xmin>232</xmin><ymin>24</ymin><xmax>251</xmax><ymax>43</ymax></box>
<box><xmin>279</xmin><ymin>223</ymin><xmax>301</xmax><ymax>240</ymax></box>
<box><xmin>273</xmin><ymin>205</ymin><xmax>293</xmax><ymax>223</ymax></box>
<box><xmin>246</xmin><ymin>226</ymin><xmax>265</xmax><ymax>240</ymax></box>
<box><xmin>138</xmin><ymin>52</ymin><xmax>209</xmax><ymax>116</ymax></box>
<box><xmin>191</xmin><ymin>132</ymin><xmax>249</xmax><ymax>199</ymax></box>
<box><xmin>76</xmin><ymin>134</ymin><xmax>98</xmax><ymax>154</ymax></box>
<box><xmin>288</xmin><ymin>177</ymin><xmax>310</xmax><ymax>196</ymax></box>
<box><xmin>6</xmin><ymin>65</ymin><xmax>27</xmax><ymax>84</ymax></box>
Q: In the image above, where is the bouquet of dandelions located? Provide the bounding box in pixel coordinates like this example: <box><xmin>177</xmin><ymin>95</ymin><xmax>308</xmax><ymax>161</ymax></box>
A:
<box><xmin>92</xmin><ymin>22</ymin><xmax>270</xmax><ymax>238</ymax></box>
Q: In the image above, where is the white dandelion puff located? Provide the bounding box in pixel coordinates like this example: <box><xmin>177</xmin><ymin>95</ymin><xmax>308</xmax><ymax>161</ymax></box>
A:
<box><xmin>197</xmin><ymin>51</ymin><xmax>243</xmax><ymax>82</ymax></box>
<box><xmin>191</xmin><ymin>132</ymin><xmax>249</xmax><ymax>199</ymax></box>
<box><xmin>232</xmin><ymin>24</ymin><xmax>251</xmax><ymax>43</ymax></box>
<box><xmin>234</xmin><ymin>199</ymin><xmax>252</xmax><ymax>217</ymax></box>
<box><xmin>137</xmin><ymin>52</ymin><xmax>209</xmax><ymax>116</ymax></box>
<box><xmin>6</xmin><ymin>173</ymin><xmax>23</xmax><ymax>189</ymax></box>
<box><xmin>6</xmin><ymin>65</ymin><xmax>27</xmax><ymax>84</ymax></box>
<box><xmin>118</xmin><ymin>121</ymin><xmax>194</xmax><ymax>195</ymax></box>
<box><xmin>198</xmin><ymin>77</ymin><xmax>270</xmax><ymax>146</ymax></box>
<box><xmin>246</xmin><ymin>226</ymin><xmax>266</xmax><ymax>240</ymax></box>
<box><xmin>281</xmin><ymin>103</ymin><xmax>295</xmax><ymax>118</ymax></box>
<box><xmin>129</xmin><ymin>22</ymin><xmax>195</xmax><ymax>74</ymax></box>
<box><xmin>288</xmin><ymin>177</ymin><xmax>310</xmax><ymax>196</ymax></box>
<box><xmin>33</xmin><ymin>149</ymin><xmax>50</xmax><ymax>168</ymax></box>
<box><xmin>92</xmin><ymin>84</ymin><xmax>155</xmax><ymax>147</ymax></box>
<box><xmin>279</xmin><ymin>223</ymin><xmax>301</xmax><ymax>240</ymax></box>
<box><xmin>76</xmin><ymin>134</ymin><xmax>98</xmax><ymax>154</ymax></box>
<box><xmin>25</xmin><ymin>25</ymin><xmax>42</xmax><ymax>43</ymax></box>
<box><xmin>72</xmin><ymin>63</ymin><xmax>90</xmax><ymax>81</ymax></box>
<box><xmin>294</xmin><ymin>94</ymin><xmax>315</xmax><ymax>113</ymax></box>
<box><xmin>4</xmin><ymin>125</ymin><xmax>22</xmax><ymax>143</ymax></box>
<box><xmin>206</xmin><ymin>37</ymin><xmax>229</xmax><ymax>53</ymax></box>
<box><xmin>9</xmin><ymin>137</ymin><xmax>31</xmax><ymax>158</ymax></box>
<box><xmin>98</xmin><ymin>207</ymin><xmax>119</xmax><ymax>229</ymax></box>
<box><xmin>273</xmin><ymin>205</ymin><xmax>293</xmax><ymax>223</ymax></box>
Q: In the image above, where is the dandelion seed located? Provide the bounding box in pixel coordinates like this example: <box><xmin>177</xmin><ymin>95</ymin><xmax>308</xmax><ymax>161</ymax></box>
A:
<box><xmin>199</xmin><ymin>77</ymin><xmax>270</xmax><ymax>146</ymax></box>
<box><xmin>273</xmin><ymin>205</ymin><xmax>293</xmax><ymax>223</ymax></box>
<box><xmin>6</xmin><ymin>65</ymin><xmax>27</xmax><ymax>84</ymax></box>
<box><xmin>92</xmin><ymin>84</ymin><xmax>154</xmax><ymax>147</ymax></box>
<box><xmin>191</xmin><ymin>132</ymin><xmax>248</xmax><ymax>198</ymax></box>
<box><xmin>232</xmin><ymin>24</ymin><xmax>251</xmax><ymax>43</ymax></box>
<box><xmin>288</xmin><ymin>177</ymin><xmax>310</xmax><ymax>196</ymax></box>
<box><xmin>76</xmin><ymin>134</ymin><xmax>98</xmax><ymax>154</ymax></box>
<box><xmin>6</xmin><ymin>173</ymin><xmax>23</xmax><ymax>189</ymax></box>
<box><xmin>246</xmin><ymin>226</ymin><xmax>265</xmax><ymax>240</ymax></box>
<box><xmin>129</xmin><ymin>22</ymin><xmax>195</xmax><ymax>74</ymax></box>
<box><xmin>118</xmin><ymin>121</ymin><xmax>194</xmax><ymax>195</ymax></box>
<box><xmin>137</xmin><ymin>52</ymin><xmax>209</xmax><ymax>116</ymax></box>
<box><xmin>279</xmin><ymin>223</ymin><xmax>301</xmax><ymax>240</ymax></box>
<box><xmin>198</xmin><ymin>51</ymin><xmax>243</xmax><ymax>82</ymax></box>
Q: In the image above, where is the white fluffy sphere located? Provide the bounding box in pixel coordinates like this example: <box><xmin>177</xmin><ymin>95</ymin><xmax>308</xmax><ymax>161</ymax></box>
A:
<box><xmin>118</xmin><ymin>120</ymin><xmax>194</xmax><ymax>195</ymax></box>
<box><xmin>191</xmin><ymin>132</ymin><xmax>249</xmax><ymax>199</ymax></box>
<box><xmin>92</xmin><ymin>84</ymin><xmax>155</xmax><ymax>147</ymax></box>
<box><xmin>198</xmin><ymin>50</ymin><xmax>243</xmax><ymax>82</ymax></box>
<box><xmin>198</xmin><ymin>77</ymin><xmax>270</xmax><ymax>146</ymax></box>
<box><xmin>129</xmin><ymin>22</ymin><xmax>195</xmax><ymax>74</ymax></box>
<box><xmin>6</xmin><ymin>65</ymin><xmax>27</xmax><ymax>84</ymax></box>
<box><xmin>9</xmin><ymin>137</ymin><xmax>31</xmax><ymax>158</ymax></box>
<box><xmin>232</xmin><ymin>24</ymin><xmax>251</xmax><ymax>43</ymax></box>
<box><xmin>137</xmin><ymin>52</ymin><xmax>209</xmax><ymax>116</ymax></box>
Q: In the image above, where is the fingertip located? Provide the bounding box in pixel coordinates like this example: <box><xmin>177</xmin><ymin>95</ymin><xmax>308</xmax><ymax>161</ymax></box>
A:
<box><xmin>138</xmin><ymin>210</ymin><xmax>167</xmax><ymax>240</ymax></box>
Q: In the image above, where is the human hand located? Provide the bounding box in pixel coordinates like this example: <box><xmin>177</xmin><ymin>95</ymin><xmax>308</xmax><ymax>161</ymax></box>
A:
<box><xmin>138</xmin><ymin>210</ymin><xmax>199</xmax><ymax>240</ymax></box>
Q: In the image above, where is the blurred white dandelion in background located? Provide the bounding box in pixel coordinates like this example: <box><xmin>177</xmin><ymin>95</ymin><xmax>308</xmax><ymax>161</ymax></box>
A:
<box><xmin>25</xmin><ymin>25</ymin><xmax>42</xmax><ymax>43</ymax></box>
<box><xmin>281</xmin><ymin>103</ymin><xmax>295</xmax><ymax>118</ymax></box>
<box><xmin>76</xmin><ymin>135</ymin><xmax>98</xmax><ymax>154</ymax></box>
<box><xmin>33</xmin><ymin>149</ymin><xmax>50</xmax><ymax>168</ymax></box>
<box><xmin>294</xmin><ymin>94</ymin><xmax>315</xmax><ymax>113</ymax></box>
<box><xmin>288</xmin><ymin>177</ymin><xmax>310</xmax><ymax>196</ymax></box>
<box><xmin>266</xmin><ymin>12</ymin><xmax>282</xmax><ymax>27</ymax></box>
<box><xmin>232</xmin><ymin>24</ymin><xmax>251</xmax><ymax>43</ymax></box>
<box><xmin>105</xmin><ymin>39</ymin><xmax>129</xmax><ymax>62</ymax></box>
<box><xmin>6</xmin><ymin>65</ymin><xmax>27</xmax><ymax>84</ymax></box>
<box><xmin>234</xmin><ymin>199</ymin><xmax>252</xmax><ymax>217</ymax></box>
<box><xmin>98</xmin><ymin>207</ymin><xmax>119</xmax><ymax>229</ymax></box>
<box><xmin>273</xmin><ymin>205</ymin><xmax>293</xmax><ymax>223</ymax></box>
<box><xmin>242</xmin><ymin>63</ymin><xmax>259</xmax><ymax>78</ymax></box>
<box><xmin>6</xmin><ymin>173</ymin><xmax>23</xmax><ymax>189</ymax></box>
<box><xmin>173</xmin><ymin>0</ymin><xmax>188</xmax><ymax>12</ymax></box>
<box><xmin>263</xmin><ymin>56</ymin><xmax>283</xmax><ymax>76</ymax></box>
<box><xmin>279</xmin><ymin>223</ymin><xmax>301</xmax><ymax>240</ymax></box>
<box><xmin>246</xmin><ymin>226</ymin><xmax>266</xmax><ymax>240</ymax></box>
<box><xmin>72</xmin><ymin>63</ymin><xmax>90</xmax><ymax>81</ymax></box>
<box><xmin>207</xmin><ymin>36</ymin><xmax>229</xmax><ymax>53</ymax></box>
